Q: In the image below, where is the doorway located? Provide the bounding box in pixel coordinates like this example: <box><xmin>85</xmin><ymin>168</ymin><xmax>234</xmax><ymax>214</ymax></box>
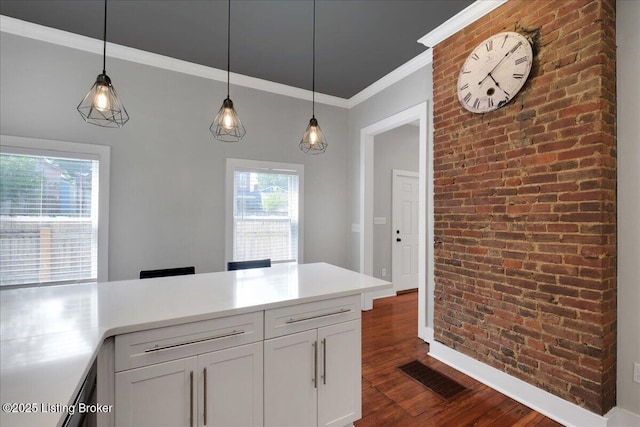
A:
<box><xmin>359</xmin><ymin>101</ymin><xmax>433</xmax><ymax>342</ymax></box>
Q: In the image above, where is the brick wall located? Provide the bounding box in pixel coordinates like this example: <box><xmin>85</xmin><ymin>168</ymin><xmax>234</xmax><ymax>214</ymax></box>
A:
<box><xmin>432</xmin><ymin>0</ymin><xmax>616</xmax><ymax>414</ymax></box>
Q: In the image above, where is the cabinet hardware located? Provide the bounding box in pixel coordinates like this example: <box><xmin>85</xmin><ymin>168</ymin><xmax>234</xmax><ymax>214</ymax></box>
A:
<box><xmin>203</xmin><ymin>367</ymin><xmax>207</xmax><ymax>425</ymax></box>
<box><xmin>143</xmin><ymin>330</ymin><xmax>245</xmax><ymax>353</ymax></box>
<box><xmin>312</xmin><ymin>341</ymin><xmax>318</xmax><ymax>389</ymax></box>
<box><xmin>286</xmin><ymin>308</ymin><xmax>351</xmax><ymax>324</ymax></box>
<box><xmin>322</xmin><ymin>338</ymin><xmax>327</xmax><ymax>385</ymax></box>
<box><xmin>189</xmin><ymin>371</ymin><xmax>194</xmax><ymax>427</ymax></box>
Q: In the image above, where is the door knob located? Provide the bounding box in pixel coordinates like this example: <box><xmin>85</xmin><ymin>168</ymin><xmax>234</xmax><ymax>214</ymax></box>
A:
<box><xmin>396</xmin><ymin>238</ymin><xmax>402</xmax><ymax>242</ymax></box>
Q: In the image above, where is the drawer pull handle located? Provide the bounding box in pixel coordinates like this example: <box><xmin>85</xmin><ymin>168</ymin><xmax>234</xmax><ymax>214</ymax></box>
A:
<box><xmin>312</xmin><ymin>341</ymin><xmax>318</xmax><ymax>389</ymax></box>
<box><xmin>286</xmin><ymin>308</ymin><xmax>351</xmax><ymax>324</ymax></box>
<box><xmin>144</xmin><ymin>330</ymin><xmax>245</xmax><ymax>353</ymax></box>
<box><xmin>203</xmin><ymin>367</ymin><xmax>207</xmax><ymax>425</ymax></box>
<box><xmin>322</xmin><ymin>338</ymin><xmax>327</xmax><ymax>385</ymax></box>
<box><xmin>189</xmin><ymin>371</ymin><xmax>194</xmax><ymax>427</ymax></box>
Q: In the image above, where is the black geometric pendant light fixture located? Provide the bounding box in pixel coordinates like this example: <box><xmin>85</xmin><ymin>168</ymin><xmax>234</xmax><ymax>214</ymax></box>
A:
<box><xmin>299</xmin><ymin>0</ymin><xmax>327</xmax><ymax>155</ymax></box>
<box><xmin>210</xmin><ymin>0</ymin><xmax>246</xmax><ymax>142</ymax></box>
<box><xmin>77</xmin><ymin>0</ymin><xmax>129</xmax><ymax>128</ymax></box>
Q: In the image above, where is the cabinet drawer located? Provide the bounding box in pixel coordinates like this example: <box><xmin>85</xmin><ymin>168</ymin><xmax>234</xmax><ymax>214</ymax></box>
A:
<box><xmin>115</xmin><ymin>311</ymin><xmax>263</xmax><ymax>371</ymax></box>
<box><xmin>265</xmin><ymin>295</ymin><xmax>360</xmax><ymax>339</ymax></box>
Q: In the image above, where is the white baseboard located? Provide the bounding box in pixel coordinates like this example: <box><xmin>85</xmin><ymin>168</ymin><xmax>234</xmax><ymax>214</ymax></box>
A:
<box><xmin>428</xmin><ymin>340</ymin><xmax>610</xmax><ymax>427</ymax></box>
<box><xmin>605</xmin><ymin>407</ymin><xmax>640</xmax><ymax>427</ymax></box>
<box><xmin>361</xmin><ymin>290</ymin><xmax>396</xmax><ymax>311</ymax></box>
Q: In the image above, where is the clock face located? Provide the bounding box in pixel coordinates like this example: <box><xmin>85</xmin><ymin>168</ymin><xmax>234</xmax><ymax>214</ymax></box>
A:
<box><xmin>457</xmin><ymin>32</ymin><xmax>533</xmax><ymax>113</ymax></box>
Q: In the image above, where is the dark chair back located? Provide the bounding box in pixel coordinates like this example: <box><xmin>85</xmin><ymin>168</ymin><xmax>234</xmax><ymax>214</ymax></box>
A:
<box><xmin>227</xmin><ymin>259</ymin><xmax>271</xmax><ymax>271</ymax></box>
<box><xmin>140</xmin><ymin>266</ymin><xmax>195</xmax><ymax>279</ymax></box>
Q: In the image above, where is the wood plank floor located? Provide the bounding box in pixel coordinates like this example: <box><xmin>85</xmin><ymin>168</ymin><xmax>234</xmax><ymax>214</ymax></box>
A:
<box><xmin>356</xmin><ymin>292</ymin><xmax>563</xmax><ymax>427</ymax></box>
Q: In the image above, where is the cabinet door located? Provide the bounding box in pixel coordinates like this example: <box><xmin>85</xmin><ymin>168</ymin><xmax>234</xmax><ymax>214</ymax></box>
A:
<box><xmin>198</xmin><ymin>342</ymin><xmax>263</xmax><ymax>427</ymax></box>
<box><xmin>115</xmin><ymin>357</ymin><xmax>197</xmax><ymax>427</ymax></box>
<box><xmin>318</xmin><ymin>320</ymin><xmax>362</xmax><ymax>427</ymax></box>
<box><xmin>264</xmin><ymin>329</ymin><xmax>318</xmax><ymax>427</ymax></box>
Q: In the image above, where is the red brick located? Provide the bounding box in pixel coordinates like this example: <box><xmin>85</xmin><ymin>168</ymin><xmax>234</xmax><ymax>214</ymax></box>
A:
<box><xmin>432</xmin><ymin>0</ymin><xmax>616</xmax><ymax>415</ymax></box>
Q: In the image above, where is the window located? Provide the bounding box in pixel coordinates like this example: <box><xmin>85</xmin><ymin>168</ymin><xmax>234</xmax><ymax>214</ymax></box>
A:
<box><xmin>0</xmin><ymin>136</ymin><xmax>110</xmax><ymax>287</ymax></box>
<box><xmin>226</xmin><ymin>159</ymin><xmax>303</xmax><ymax>265</ymax></box>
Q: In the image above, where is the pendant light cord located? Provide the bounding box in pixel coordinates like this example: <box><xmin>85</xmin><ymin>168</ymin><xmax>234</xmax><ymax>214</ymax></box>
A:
<box><xmin>102</xmin><ymin>0</ymin><xmax>107</xmax><ymax>74</ymax></box>
<box><xmin>312</xmin><ymin>0</ymin><xmax>316</xmax><ymax>117</ymax></box>
<box><xmin>227</xmin><ymin>0</ymin><xmax>231</xmax><ymax>99</ymax></box>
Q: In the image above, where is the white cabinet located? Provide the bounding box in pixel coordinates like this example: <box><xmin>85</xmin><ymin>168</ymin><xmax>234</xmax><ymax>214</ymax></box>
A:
<box><xmin>199</xmin><ymin>342</ymin><xmax>263</xmax><ymax>427</ymax></box>
<box><xmin>317</xmin><ymin>321</ymin><xmax>361</xmax><ymax>427</ymax></box>
<box><xmin>264</xmin><ymin>296</ymin><xmax>362</xmax><ymax>427</ymax></box>
<box><xmin>111</xmin><ymin>295</ymin><xmax>363</xmax><ymax>427</ymax></box>
<box><xmin>264</xmin><ymin>330</ymin><xmax>318</xmax><ymax>426</ymax></box>
<box><xmin>115</xmin><ymin>357</ymin><xmax>196</xmax><ymax>427</ymax></box>
<box><xmin>114</xmin><ymin>312</ymin><xmax>263</xmax><ymax>427</ymax></box>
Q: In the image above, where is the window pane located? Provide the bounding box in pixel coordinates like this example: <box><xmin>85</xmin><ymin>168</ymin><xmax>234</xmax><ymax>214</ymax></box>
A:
<box><xmin>233</xmin><ymin>169</ymin><xmax>299</xmax><ymax>263</ymax></box>
<box><xmin>0</xmin><ymin>153</ymin><xmax>99</xmax><ymax>286</ymax></box>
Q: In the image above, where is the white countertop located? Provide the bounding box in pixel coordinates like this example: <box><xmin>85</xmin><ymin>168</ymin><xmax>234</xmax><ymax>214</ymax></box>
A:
<box><xmin>0</xmin><ymin>263</ymin><xmax>390</xmax><ymax>427</ymax></box>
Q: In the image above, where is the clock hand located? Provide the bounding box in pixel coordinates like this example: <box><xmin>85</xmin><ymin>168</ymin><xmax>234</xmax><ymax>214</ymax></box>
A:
<box><xmin>488</xmin><ymin>73</ymin><xmax>510</xmax><ymax>97</ymax></box>
<box><xmin>478</xmin><ymin>40</ymin><xmax>524</xmax><ymax>86</ymax></box>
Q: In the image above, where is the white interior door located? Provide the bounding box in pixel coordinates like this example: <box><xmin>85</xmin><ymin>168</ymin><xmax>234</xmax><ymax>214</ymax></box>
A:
<box><xmin>392</xmin><ymin>170</ymin><xmax>419</xmax><ymax>293</ymax></box>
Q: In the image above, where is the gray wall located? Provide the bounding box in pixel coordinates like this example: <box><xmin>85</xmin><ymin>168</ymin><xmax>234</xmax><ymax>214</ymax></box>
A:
<box><xmin>347</xmin><ymin>65</ymin><xmax>431</xmax><ymax>272</ymax></box>
<box><xmin>373</xmin><ymin>124</ymin><xmax>419</xmax><ymax>281</ymax></box>
<box><xmin>616</xmin><ymin>0</ymin><xmax>640</xmax><ymax>416</ymax></box>
<box><xmin>0</xmin><ymin>33</ymin><xmax>349</xmax><ymax>280</ymax></box>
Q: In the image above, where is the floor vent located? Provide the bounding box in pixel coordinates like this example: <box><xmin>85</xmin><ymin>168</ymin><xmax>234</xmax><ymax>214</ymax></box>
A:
<box><xmin>398</xmin><ymin>360</ymin><xmax>467</xmax><ymax>400</ymax></box>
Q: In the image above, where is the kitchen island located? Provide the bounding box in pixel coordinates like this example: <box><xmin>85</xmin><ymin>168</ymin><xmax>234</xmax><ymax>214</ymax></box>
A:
<box><xmin>0</xmin><ymin>263</ymin><xmax>390</xmax><ymax>427</ymax></box>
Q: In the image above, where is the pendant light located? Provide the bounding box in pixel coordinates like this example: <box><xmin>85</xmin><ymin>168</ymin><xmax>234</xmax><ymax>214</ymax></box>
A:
<box><xmin>299</xmin><ymin>0</ymin><xmax>327</xmax><ymax>155</ymax></box>
<box><xmin>77</xmin><ymin>0</ymin><xmax>129</xmax><ymax>128</ymax></box>
<box><xmin>210</xmin><ymin>0</ymin><xmax>246</xmax><ymax>142</ymax></box>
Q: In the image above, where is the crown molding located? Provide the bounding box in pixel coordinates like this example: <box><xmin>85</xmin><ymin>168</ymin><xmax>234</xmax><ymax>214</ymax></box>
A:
<box><xmin>0</xmin><ymin>15</ymin><xmax>349</xmax><ymax>109</ymax></box>
<box><xmin>2</xmin><ymin>0</ymin><xmax>505</xmax><ymax>111</ymax></box>
<box><xmin>347</xmin><ymin>49</ymin><xmax>433</xmax><ymax>109</ymax></box>
<box><xmin>418</xmin><ymin>0</ymin><xmax>508</xmax><ymax>48</ymax></box>
<box><xmin>347</xmin><ymin>0</ymin><xmax>507</xmax><ymax>108</ymax></box>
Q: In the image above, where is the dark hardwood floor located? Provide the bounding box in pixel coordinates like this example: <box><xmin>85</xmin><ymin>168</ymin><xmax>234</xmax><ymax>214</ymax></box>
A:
<box><xmin>356</xmin><ymin>292</ymin><xmax>563</xmax><ymax>427</ymax></box>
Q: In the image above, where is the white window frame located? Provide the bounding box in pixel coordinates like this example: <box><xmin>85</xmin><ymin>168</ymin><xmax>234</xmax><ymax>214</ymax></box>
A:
<box><xmin>0</xmin><ymin>135</ymin><xmax>110</xmax><ymax>284</ymax></box>
<box><xmin>225</xmin><ymin>158</ymin><xmax>304</xmax><ymax>266</ymax></box>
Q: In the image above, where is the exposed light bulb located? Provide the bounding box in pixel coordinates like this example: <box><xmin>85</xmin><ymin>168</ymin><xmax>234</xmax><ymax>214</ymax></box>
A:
<box><xmin>309</xmin><ymin>127</ymin><xmax>318</xmax><ymax>144</ymax></box>
<box><xmin>299</xmin><ymin>117</ymin><xmax>327</xmax><ymax>154</ymax></box>
<box><xmin>78</xmin><ymin>73</ymin><xmax>129</xmax><ymax>127</ymax></box>
<box><xmin>94</xmin><ymin>85</ymin><xmax>110</xmax><ymax>111</ymax></box>
<box><xmin>210</xmin><ymin>97</ymin><xmax>246</xmax><ymax>142</ymax></box>
<box><xmin>223</xmin><ymin>108</ymin><xmax>234</xmax><ymax>129</ymax></box>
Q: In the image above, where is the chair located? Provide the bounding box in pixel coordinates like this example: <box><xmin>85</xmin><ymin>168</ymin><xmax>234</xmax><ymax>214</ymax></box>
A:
<box><xmin>227</xmin><ymin>259</ymin><xmax>271</xmax><ymax>271</ymax></box>
<box><xmin>139</xmin><ymin>266</ymin><xmax>195</xmax><ymax>279</ymax></box>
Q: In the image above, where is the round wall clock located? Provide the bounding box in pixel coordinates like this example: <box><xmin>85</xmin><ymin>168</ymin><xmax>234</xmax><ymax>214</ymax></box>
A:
<box><xmin>457</xmin><ymin>31</ymin><xmax>534</xmax><ymax>114</ymax></box>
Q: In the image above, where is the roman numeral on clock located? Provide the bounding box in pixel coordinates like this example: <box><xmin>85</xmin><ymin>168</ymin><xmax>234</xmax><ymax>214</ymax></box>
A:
<box><xmin>488</xmin><ymin>98</ymin><xmax>494</xmax><ymax>108</ymax></box>
<box><xmin>460</xmin><ymin>83</ymin><xmax>469</xmax><ymax>91</ymax></box>
<box><xmin>513</xmin><ymin>73</ymin><xmax>524</xmax><ymax>79</ymax></box>
<box><xmin>509</xmin><ymin>41</ymin><xmax>523</xmax><ymax>54</ymax></box>
<box><xmin>473</xmin><ymin>98</ymin><xmax>480</xmax><ymax>109</ymax></box>
<box><xmin>463</xmin><ymin>93</ymin><xmax>472</xmax><ymax>104</ymax></box>
<box><xmin>486</xmin><ymin>40</ymin><xmax>493</xmax><ymax>51</ymax></box>
<box><xmin>471</xmin><ymin>53</ymin><xmax>480</xmax><ymax>61</ymax></box>
<box><xmin>515</xmin><ymin>56</ymin><xmax>528</xmax><ymax>65</ymax></box>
